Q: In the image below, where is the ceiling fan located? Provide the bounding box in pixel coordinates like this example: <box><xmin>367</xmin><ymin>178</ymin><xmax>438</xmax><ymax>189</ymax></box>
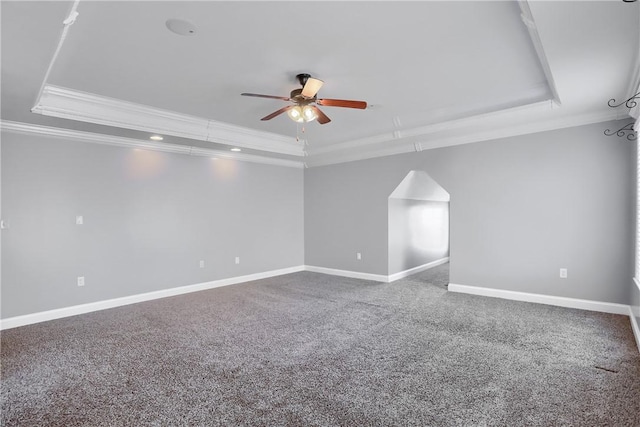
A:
<box><xmin>241</xmin><ymin>73</ymin><xmax>367</xmax><ymax>125</ymax></box>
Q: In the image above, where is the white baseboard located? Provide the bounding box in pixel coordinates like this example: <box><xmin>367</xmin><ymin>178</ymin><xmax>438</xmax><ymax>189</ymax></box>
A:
<box><xmin>630</xmin><ymin>278</ymin><xmax>640</xmax><ymax>352</ymax></box>
<box><xmin>629</xmin><ymin>306</ymin><xmax>640</xmax><ymax>353</ymax></box>
<box><xmin>4</xmin><ymin>265</ymin><xmax>638</xmax><ymax>355</ymax></box>
<box><xmin>304</xmin><ymin>265</ymin><xmax>389</xmax><ymax>283</ymax></box>
<box><xmin>0</xmin><ymin>265</ymin><xmax>305</xmax><ymax>330</ymax></box>
<box><xmin>448</xmin><ymin>283</ymin><xmax>630</xmax><ymax>315</ymax></box>
<box><xmin>304</xmin><ymin>259</ymin><xmax>449</xmax><ymax>283</ymax></box>
<box><xmin>388</xmin><ymin>257</ymin><xmax>449</xmax><ymax>282</ymax></box>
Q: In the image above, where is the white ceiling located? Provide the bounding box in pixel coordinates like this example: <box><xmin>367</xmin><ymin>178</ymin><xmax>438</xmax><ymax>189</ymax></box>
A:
<box><xmin>1</xmin><ymin>1</ymin><xmax>639</xmax><ymax>167</ymax></box>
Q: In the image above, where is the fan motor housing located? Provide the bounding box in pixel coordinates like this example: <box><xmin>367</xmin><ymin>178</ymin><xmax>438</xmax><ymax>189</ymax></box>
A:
<box><xmin>290</xmin><ymin>88</ymin><xmax>315</xmax><ymax>104</ymax></box>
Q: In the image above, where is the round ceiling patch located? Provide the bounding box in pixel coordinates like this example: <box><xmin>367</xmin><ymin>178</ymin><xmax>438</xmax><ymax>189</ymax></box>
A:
<box><xmin>165</xmin><ymin>19</ymin><xmax>197</xmax><ymax>36</ymax></box>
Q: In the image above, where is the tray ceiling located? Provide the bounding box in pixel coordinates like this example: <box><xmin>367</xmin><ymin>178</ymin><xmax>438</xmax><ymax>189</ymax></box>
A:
<box><xmin>1</xmin><ymin>1</ymin><xmax>638</xmax><ymax>167</ymax></box>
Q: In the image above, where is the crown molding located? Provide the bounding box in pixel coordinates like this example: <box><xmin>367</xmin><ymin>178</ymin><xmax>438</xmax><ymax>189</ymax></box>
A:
<box><xmin>305</xmin><ymin>109</ymin><xmax>624</xmax><ymax>168</ymax></box>
<box><xmin>625</xmin><ymin>3</ymin><xmax>640</xmax><ymax>109</ymax></box>
<box><xmin>24</xmin><ymin>87</ymin><xmax>627</xmax><ymax>170</ymax></box>
<box><xmin>312</xmin><ymin>88</ymin><xmax>553</xmax><ymax>157</ymax></box>
<box><xmin>7</xmin><ymin>103</ymin><xmax>622</xmax><ymax>170</ymax></box>
<box><xmin>309</xmin><ymin>100</ymin><xmax>555</xmax><ymax>157</ymax></box>
<box><xmin>518</xmin><ymin>0</ymin><xmax>562</xmax><ymax>105</ymax></box>
<box><xmin>626</xmin><ymin>45</ymin><xmax>640</xmax><ymax>120</ymax></box>
<box><xmin>31</xmin><ymin>85</ymin><xmax>305</xmax><ymax>157</ymax></box>
<box><xmin>0</xmin><ymin>121</ymin><xmax>304</xmax><ymax>169</ymax></box>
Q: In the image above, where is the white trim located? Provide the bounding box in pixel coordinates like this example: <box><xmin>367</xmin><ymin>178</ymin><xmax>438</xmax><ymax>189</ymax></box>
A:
<box><xmin>27</xmin><ymin>85</ymin><xmax>627</xmax><ymax>170</ymax></box>
<box><xmin>304</xmin><ymin>265</ymin><xmax>389</xmax><ymax>283</ymax></box>
<box><xmin>448</xmin><ymin>283</ymin><xmax>630</xmax><ymax>315</ymax></box>
<box><xmin>629</xmin><ymin>305</ymin><xmax>640</xmax><ymax>354</ymax></box>
<box><xmin>0</xmin><ymin>265</ymin><xmax>305</xmax><ymax>330</ymax></box>
<box><xmin>388</xmin><ymin>257</ymin><xmax>449</xmax><ymax>282</ymax></box>
<box><xmin>0</xmin><ymin>121</ymin><xmax>304</xmax><ymax>169</ymax></box>
<box><xmin>308</xmin><ymin>100</ymin><xmax>554</xmax><ymax>157</ymax></box>
<box><xmin>31</xmin><ymin>85</ymin><xmax>304</xmax><ymax>157</ymax></box>
<box><xmin>518</xmin><ymin>1</ymin><xmax>562</xmax><ymax>105</ymax></box>
<box><xmin>3</xmin><ymin>265</ymin><xmax>637</xmax><ymax>356</ymax></box>
<box><xmin>624</xmin><ymin>24</ymin><xmax>640</xmax><ymax>120</ymax></box>
<box><xmin>33</xmin><ymin>1</ymin><xmax>80</xmax><ymax>108</ymax></box>
<box><xmin>632</xmin><ymin>278</ymin><xmax>640</xmax><ymax>353</ymax></box>
<box><xmin>304</xmin><ymin>261</ymin><xmax>450</xmax><ymax>283</ymax></box>
<box><xmin>305</xmin><ymin>109</ymin><xmax>622</xmax><ymax>168</ymax></box>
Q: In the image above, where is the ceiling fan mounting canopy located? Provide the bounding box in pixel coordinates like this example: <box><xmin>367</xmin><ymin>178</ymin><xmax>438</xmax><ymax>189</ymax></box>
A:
<box><xmin>241</xmin><ymin>73</ymin><xmax>367</xmax><ymax>125</ymax></box>
<box><xmin>296</xmin><ymin>73</ymin><xmax>312</xmax><ymax>87</ymax></box>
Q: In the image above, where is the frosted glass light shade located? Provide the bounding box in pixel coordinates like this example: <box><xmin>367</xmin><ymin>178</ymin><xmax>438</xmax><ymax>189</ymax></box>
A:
<box><xmin>288</xmin><ymin>105</ymin><xmax>317</xmax><ymax>123</ymax></box>
<box><xmin>301</xmin><ymin>78</ymin><xmax>324</xmax><ymax>98</ymax></box>
<box><xmin>287</xmin><ymin>106</ymin><xmax>304</xmax><ymax>123</ymax></box>
<box><xmin>302</xmin><ymin>105</ymin><xmax>317</xmax><ymax>122</ymax></box>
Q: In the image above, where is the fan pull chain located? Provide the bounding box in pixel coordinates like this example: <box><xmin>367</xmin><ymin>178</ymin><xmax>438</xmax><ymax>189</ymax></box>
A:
<box><xmin>295</xmin><ymin>123</ymin><xmax>307</xmax><ymax>143</ymax></box>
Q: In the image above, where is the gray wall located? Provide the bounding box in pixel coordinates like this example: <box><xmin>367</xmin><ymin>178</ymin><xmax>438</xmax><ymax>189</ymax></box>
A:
<box><xmin>305</xmin><ymin>121</ymin><xmax>634</xmax><ymax>305</ymax></box>
<box><xmin>388</xmin><ymin>199</ymin><xmax>449</xmax><ymax>275</ymax></box>
<box><xmin>1</xmin><ymin>131</ymin><xmax>304</xmax><ymax>318</ymax></box>
<box><xmin>2</xmin><ymin>119</ymin><xmax>635</xmax><ymax>318</ymax></box>
<box><xmin>304</xmin><ymin>161</ymin><xmax>389</xmax><ymax>275</ymax></box>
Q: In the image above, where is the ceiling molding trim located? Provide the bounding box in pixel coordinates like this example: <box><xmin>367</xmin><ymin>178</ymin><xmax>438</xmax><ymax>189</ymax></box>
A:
<box><xmin>305</xmin><ymin>109</ymin><xmax>623</xmax><ymax>168</ymax></box>
<box><xmin>0</xmin><ymin>121</ymin><xmax>304</xmax><ymax>169</ymax></box>
<box><xmin>626</xmin><ymin>53</ymin><xmax>640</xmax><ymax>101</ymax></box>
<box><xmin>625</xmin><ymin>41</ymin><xmax>640</xmax><ymax>119</ymax></box>
<box><xmin>518</xmin><ymin>0</ymin><xmax>562</xmax><ymax>105</ymax></box>
<box><xmin>626</xmin><ymin>3</ymin><xmax>640</xmax><ymax>105</ymax></box>
<box><xmin>31</xmin><ymin>85</ymin><xmax>305</xmax><ymax>157</ymax></box>
<box><xmin>313</xmin><ymin>90</ymin><xmax>553</xmax><ymax>157</ymax></box>
<box><xmin>309</xmin><ymin>100</ymin><xmax>555</xmax><ymax>156</ymax></box>
<box><xmin>415</xmin><ymin>109</ymin><xmax>624</xmax><ymax>151</ymax></box>
<box><xmin>32</xmin><ymin>0</ymin><xmax>81</xmax><ymax>110</ymax></box>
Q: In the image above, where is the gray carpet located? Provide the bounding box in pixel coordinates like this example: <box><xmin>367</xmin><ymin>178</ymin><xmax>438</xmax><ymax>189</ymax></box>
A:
<box><xmin>2</xmin><ymin>263</ymin><xmax>640</xmax><ymax>426</ymax></box>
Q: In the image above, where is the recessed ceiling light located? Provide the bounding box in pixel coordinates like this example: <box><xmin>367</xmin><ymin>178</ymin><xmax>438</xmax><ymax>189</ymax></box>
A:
<box><xmin>230</xmin><ymin>148</ymin><xmax>241</xmax><ymax>152</ymax></box>
<box><xmin>166</xmin><ymin>19</ymin><xmax>197</xmax><ymax>36</ymax></box>
<box><xmin>149</xmin><ymin>135</ymin><xmax>163</xmax><ymax>141</ymax></box>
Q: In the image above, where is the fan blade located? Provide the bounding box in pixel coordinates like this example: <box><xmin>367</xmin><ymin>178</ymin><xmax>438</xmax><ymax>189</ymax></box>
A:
<box><xmin>301</xmin><ymin>77</ymin><xmax>324</xmax><ymax>98</ymax></box>
<box><xmin>241</xmin><ymin>93</ymin><xmax>290</xmax><ymax>101</ymax></box>
<box><xmin>261</xmin><ymin>105</ymin><xmax>294</xmax><ymax>121</ymax></box>
<box><xmin>317</xmin><ymin>98</ymin><xmax>367</xmax><ymax>109</ymax></box>
<box><xmin>312</xmin><ymin>106</ymin><xmax>331</xmax><ymax>124</ymax></box>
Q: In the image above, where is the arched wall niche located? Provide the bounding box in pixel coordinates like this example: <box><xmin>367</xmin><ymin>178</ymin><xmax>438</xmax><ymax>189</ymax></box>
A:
<box><xmin>388</xmin><ymin>171</ymin><xmax>450</xmax><ymax>276</ymax></box>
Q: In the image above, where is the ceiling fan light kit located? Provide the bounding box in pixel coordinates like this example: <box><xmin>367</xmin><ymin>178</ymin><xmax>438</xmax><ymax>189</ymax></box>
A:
<box><xmin>241</xmin><ymin>73</ymin><xmax>367</xmax><ymax>126</ymax></box>
<box><xmin>288</xmin><ymin>105</ymin><xmax>318</xmax><ymax>123</ymax></box>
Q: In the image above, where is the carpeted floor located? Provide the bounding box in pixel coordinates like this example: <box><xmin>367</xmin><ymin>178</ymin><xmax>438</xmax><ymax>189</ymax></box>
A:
<box><xmin>2</xmin><ymin>263</ymin><xmax>639</xmax><ymax>426</ymax></box>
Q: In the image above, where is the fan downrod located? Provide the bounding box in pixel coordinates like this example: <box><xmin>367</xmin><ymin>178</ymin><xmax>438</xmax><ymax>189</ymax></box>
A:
<box><xmin>296</xmin><ymin>73</ymin><xmax>311</xmax><ymax>87</ymax></box>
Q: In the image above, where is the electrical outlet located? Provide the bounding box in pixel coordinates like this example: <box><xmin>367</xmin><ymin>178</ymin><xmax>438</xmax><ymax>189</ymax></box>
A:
<box><xmin>199</xmin><ymin>260</ymin><xmax>205</xmax><ymax>268</ymax></box>
<box><xmin>77</xmin><ymin>276</ymin><xmax>85</xmax><ymax>287</ymax></box>
<box><xmin>356</xmin><ymin>252</ymin><xmax>362</xmax><ymax>260</ymax></box>
<box><xmin>235</xmin><ymin>256</ymin><xmax>240</xmax><ymax>265</ymax></box>
<box><xmin>559</xmin><ymin>268</ymin><xmax>567</xmax><ymax>279</ymax></box>
<box><xmin>76</xmin><ymin>215</ymin><xmax>83</xmax><ymax>225</ymax></box>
